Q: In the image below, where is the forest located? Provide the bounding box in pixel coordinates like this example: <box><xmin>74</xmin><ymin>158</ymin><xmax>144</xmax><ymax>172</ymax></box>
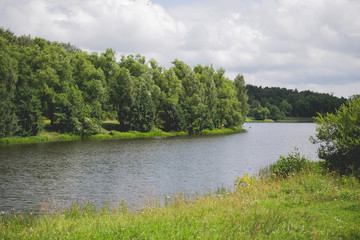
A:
<box><xmin>0</xmin><ymin>28</ymin><xmax>249</xmax><ymax>138</ymax></box>
<box><xmin>246</xmin><ymin>85</ymin><xmax>347</xmax><ymax>120</ymax></box>
<box><xmin>1</xmin><ymin>27</ymin><xmax>348</xmax><ymax>138</ymax></box>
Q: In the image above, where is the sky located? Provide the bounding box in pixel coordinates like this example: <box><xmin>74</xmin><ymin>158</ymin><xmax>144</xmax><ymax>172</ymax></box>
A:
<box><xmin>1</xmin><ymin>0</ymin><xmax>360</xmax><ymax>98</ymax></box>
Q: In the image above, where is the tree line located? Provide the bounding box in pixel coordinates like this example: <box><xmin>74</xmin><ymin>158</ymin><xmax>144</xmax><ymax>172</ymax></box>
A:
<box><xmin>246</xmin><ymin>85</ymin><xmax>347</xmax><ymax>120</ymax></box>
<box><xmin>0</xmin><ymin>28</ymin><xmax>249</xmax><ymax>138</ymax></box>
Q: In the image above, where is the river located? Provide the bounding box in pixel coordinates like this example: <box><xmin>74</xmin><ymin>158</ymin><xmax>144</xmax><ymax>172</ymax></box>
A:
<box><xmin>0</xmin><ymin>123</ymin><xmax>318</xmax><ymax>211</ymax></box>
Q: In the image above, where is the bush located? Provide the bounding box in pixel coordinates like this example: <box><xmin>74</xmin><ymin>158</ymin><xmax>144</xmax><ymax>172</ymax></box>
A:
<box><xmin>234</xmin><ymin>173</ymin><xmax>261</xmax><ymax>192</ymax></box>
<box><xmin>269</xmin><ymin>151</ymin><xmax>312</xmax><ymax>178</ymax></box>
<box><xmin>312</xmin><ymin>98</ymin><xmax>360</xmax><ymax>175</ymax></box>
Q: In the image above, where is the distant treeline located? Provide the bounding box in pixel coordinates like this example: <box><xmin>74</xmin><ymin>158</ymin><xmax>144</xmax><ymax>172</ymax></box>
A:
<box><xmin>246</xmin><ymin>85</ymin><xmax>347</xmax><ymax>120</ymax></box>
<box><xmin>0</xmin><ymin>28</ymin><xmax>249</xmax><ymax>138</ymax></box>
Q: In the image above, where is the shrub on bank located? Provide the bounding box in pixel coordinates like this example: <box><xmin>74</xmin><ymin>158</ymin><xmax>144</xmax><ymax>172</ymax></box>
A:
<box><xmin>312</xmin><ymin>98</ymin><xmax>360</xmax><ymax>176</ymax></box>
<box><xmin>268</xmin><ymin>151</ymin><xmax>313</xmax><ymax>178</ymax></box>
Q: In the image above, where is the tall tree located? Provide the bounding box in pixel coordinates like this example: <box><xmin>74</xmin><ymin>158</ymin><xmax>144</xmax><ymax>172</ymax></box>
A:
<box><xmin>0</xmin><ymin>37</ymin><xmax>18</xmax><ymax>137</ymax></box>
<box><xmin>14</xmin><ymin>44</ymin><xmax>43</xmax><ymax>136</ymax></box>
<box><xmin>194</xmin><ymin>65</ymin><xmax>218</xmax><ymax>129</ymax></box>
<box><xmin>215</xmin><ymin>70</ymin><xmax>243</xmax><ymax>127</ymax></box>
<box><xmin>108</xmin><ymin>66</ymin><xmax>134</xmax><ymax>131</ymax></box>
<box><xmin>129</xmin><ymin>81</ymin><xmax>155</xmax><ymax>132</ymax></box>
<box><xmin>153</xmin><ymin>67</ymin><xmax>184</xmax><ymax>131</ymax></box>
<box><xmin>172</xmin><ymin>60</ymin><xmax>208</xmax><ymax>133</ymax></box>
<box><xmin>234</xmin><ymin>74</ymin><xmax>249</xmax><ymax>123</ymax></box>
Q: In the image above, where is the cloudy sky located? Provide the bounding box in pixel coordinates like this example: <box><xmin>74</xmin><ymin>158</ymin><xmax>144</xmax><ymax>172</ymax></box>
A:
<box><xmin>1</xmin><ymin>0</ymin><xmax>360</xmax><ymax>98</ymax></box>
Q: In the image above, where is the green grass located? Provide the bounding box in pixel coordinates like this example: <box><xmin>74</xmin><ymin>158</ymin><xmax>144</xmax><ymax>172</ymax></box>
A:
<box><xmin>200</xmin><ymin>126</ymin><xmax>244</xmax><ymax>135</ymax></box>
<box><xmin>0</xmin><ymin>123</ymin><xmax>243</xmax><ymax>145</ymax></box>
<box><xmin>0</xmin><ymin>132</ymin><xmax>82</xmax><ymax>145</ymax></box>
<box><xmin>1</xmin><ymin>168</ymin><xmax>359</xmax><ymax>239</ymax></box>
<box><xmin>246</xmin><ymin>118</ymin><xmax>274</xmax><ymax>123</ymax></box>
<box><xmin>0</xmin><ymin>135</ymin><xmax>54</xmax><ymax>145</ymax></box>
<box><xmin>246</xmin><ymin>117</ymin><xmax>314</xmax><ymax>123</ymax></box>
<box><xmin>276</xmin><ymin>117</ymin><xmax>314</xmax><ymax>123</ymax></box>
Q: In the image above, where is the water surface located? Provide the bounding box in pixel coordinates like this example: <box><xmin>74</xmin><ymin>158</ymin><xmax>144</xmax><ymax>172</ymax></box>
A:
<box><xmin>0</xmin><ymin>123</ymin><xmax>318</xmax><ymax>211</ymax></box>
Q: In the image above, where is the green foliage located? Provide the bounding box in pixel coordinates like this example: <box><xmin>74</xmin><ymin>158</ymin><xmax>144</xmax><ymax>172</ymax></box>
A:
<box><xmin>15</xmin><ymin>88</ymin><xmax>43</xmax><ymax>136</ymax></box>
<box><xmin>234</xmin><ymin>173</ymin><xmax>261</xmax><ymax>192</ymax></box>
<box><xmin>158</xmin><ymin>100</ymin><xmax>185</xmax><ymax>132</ymax></box>
<box><xmin>313</xmin><ymin>98</ymin><xmax>360</xmax><ymax>175</ymax></box>
<box><xmin>129</xmin><ymin>83</ymin><xmax>155</xmax><ymax>132</ymax></box>
<box><xmin>269</xmin><ymin>151</ymin><xmax>312</xmax><ymax>178</ymax></box>
<box><xmin>234</xmin><ymin>74</ymin><xmax>249</xmax><ymax>123</ymax></box>
<box><xmin>0</xmin><ymin>28</ymin><xmax>249</xmax><ymax>138</ymax></box>
<box><xmin>0</xmin><ymin>36</ymin><xmax>18</xmax><ymax>137</ymax></box>
<box><xmin>249</xmin><ymin>101</ymin><xmax>270</xmax><ymax>120</ymax></box>
<box><xmin>246</xmin><ymin>85</ymin><xmax>346</xmax><ymax>119</ymax></box>
<box><xmin>265</xmin><ymin>102</ymin><xmax>285</xmax><ymax>120</ymax></box>
<box><xmin>279</xmin><ymin>99</ymin><xmax>292</xmax><ymax>117</ymax></box>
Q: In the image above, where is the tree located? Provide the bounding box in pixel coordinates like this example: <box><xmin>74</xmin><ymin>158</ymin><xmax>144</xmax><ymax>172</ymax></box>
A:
<box><xmin>1</xmin><ymin>28</ymin><xmax>252</xmax><ymax>138</ymax></box>
<box><xmin>265</xmin><ymin>102</ymin><xmax>285</xmax><ymax>120</ymax></box>
<box><xmin>194</xmin><ymin>65</ymin><xmax>218</xmax><ymax>129</ymax></box>
<box><xmin>252</xmin><ymin>106</ymin><xmax>270</xmax><ymax>120</ymax></box>
<box><xmin>234</xmin><ymin>74</ymin><xmax>249</xmax><ymax>123</ymax></box>
<box><xmin>108</xmin><ymin>66</ymin><xmax>134</xmax><ymax>131</ymax></box>
<box><xmin>158</xmin><ymin>99</ymin><xmax>185</xmax><ymax>132</ymax></box>
<box><xmin>214</xmin><ymin>69</ymin><xmax>243</xmax><ymax>128</ymax></box>
<box><xmin>119</xmin><ymin>54</ymin><xmax>148</xmax><ymax>78</ymax></box>
<box><xmin>249</xmin><ymin>101</ymin><xmax>270</xmax><ymax>120</ymax></box>
<box><xmin>172</xmin><ymin>60</ymin><xmax>209</xmax><ymax>133</ymax></box>
<box><xmin>15</xmin><ymin>87</ymin><xmax>43</xmax><ymax>136</ymax></box>
<box><xmin>279</xmin><ymin>100</ymin><xmax>292</xmax><ymax>117</ymax></box>
<box><xmin>0</xmin><ymin>37</ymin><xmax>18</xmax><ymax>137</ymax></box>
<box><xmin>152</xmin><ymin>67</ymin><xmax>185</xmax><ymax>131</ymax></box>
<box><xmin>312</xmin><ymin>98</ymin><xmax>360</xmax><ymax>175</ymax></box>
<box><xmin>246</xmin><ymin>84</ymin><xmax>346</xmax><ymax>118</ymax></box>
<box><xmin>71</xmin><ymin>52</ymin><xmax>106</xmax><ymax>124</ymax></box>
<box><xmin>129</xmin><ymin>82</ymin><xmax>155</xmax><ymax>132</ymax></box>
<box><xmin>15</xmin><ymin>44</ymin><xmax>44</xmax><ymax>136</ymax></box>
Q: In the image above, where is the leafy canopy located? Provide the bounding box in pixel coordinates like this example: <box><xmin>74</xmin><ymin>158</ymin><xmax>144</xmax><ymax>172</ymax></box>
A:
<box><xmin>312</xmin><ymin>98</ymin><xmax>360</xmax><ymax>175</ymax></box>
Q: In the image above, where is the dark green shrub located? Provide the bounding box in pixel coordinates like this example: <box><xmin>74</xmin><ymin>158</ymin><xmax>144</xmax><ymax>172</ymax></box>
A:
<box><xmin>312</xmin><ymin>98</ymin><xmax>360</xmax><ymax>176</ymax></box>
<box><xmin>269</xmin><ymin>151</ymin><xmax>312</xmax><ymax>178</ymax></box>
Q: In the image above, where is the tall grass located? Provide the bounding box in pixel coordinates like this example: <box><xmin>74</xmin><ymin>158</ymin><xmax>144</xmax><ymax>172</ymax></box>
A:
<box><xmin>0</xmin><ymin>132</ymin><xmax>82</xmax><ymax>145</ymax></box>
<box><xmin>0</xmin><ymin>135</ymin><xmax>54</xmax><ymax>145</ymax></box>
<box><xmin>200</xmin><ymin>126</ymin><xmax>244</xmax><ymax>135</ymax></box>
<box><xmin>276</xmin><ymin>117</ymin><xmax>314</xmax><ymax>123</ymax></box>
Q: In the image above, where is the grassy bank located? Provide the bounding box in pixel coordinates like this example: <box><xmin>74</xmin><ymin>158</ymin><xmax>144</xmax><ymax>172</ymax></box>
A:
<box><xmin>246</xmin><ymin>118</ymin><xmax>274</xmax><ymax>123</ymax></box>
<box><xmin>1</xmin><ymin>166</ymin><xmax>359</xmax><ymax>239</ymax></box>
<box><xmin>246</xmin><ymin>117</ymin><xmax>314</xmax><ymax>123</ymax></box>
<box><xmin>0</xmin><ymin>126</ymin><xmax>244</xmax><ymax>145</ymax></box>
<box><xmin>276</xmin><ymin>117</ymin><xmax>314</xmax><ymax>123</ymax></box>
<box><xmin>0</xmin><ymin>132</ymin><xmax>81</xmax><ymax>145</ymax></box>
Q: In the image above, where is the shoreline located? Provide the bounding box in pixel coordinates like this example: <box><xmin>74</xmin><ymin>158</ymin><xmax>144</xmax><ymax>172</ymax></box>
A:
<box><xmin>0</xmin><ymin>127</ymin><xmax>244</xmax><ymax>146</ymax></box>
<box><xmin>246</xmin><ymin>117</ymin><xmax>314</xmax><ymax>123</ymax></box>
<box><xmin>1</xmin><ymin>168</ymin><xmax>358</xmax><ymax>239</ymax></box>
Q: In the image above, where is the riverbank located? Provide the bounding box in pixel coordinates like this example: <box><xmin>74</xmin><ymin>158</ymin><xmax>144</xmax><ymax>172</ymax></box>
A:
<box><xmin>1</xmin><ymin>165</ymin><xmax>359</xmax><ymax>239</ymax></box>
<box><xmin>246</xmin><ymin>117</ymin><xmax>314</xmax><ymax>123</ymax></box>
<box><xmin>0</xmin><ymin>126</ymin><xmax>244</xmax><ymax>145</ymax></box>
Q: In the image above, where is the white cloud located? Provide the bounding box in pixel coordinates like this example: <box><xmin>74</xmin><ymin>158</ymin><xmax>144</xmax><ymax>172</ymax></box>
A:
<box><xmin>1</xmin><ymin>0</ymin><xmax>359</xmax><ymax>97</ymax></box>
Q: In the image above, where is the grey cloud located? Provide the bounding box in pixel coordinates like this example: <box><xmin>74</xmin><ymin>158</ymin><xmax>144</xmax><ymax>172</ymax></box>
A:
<box><xmin>181</xmin><ymin>25</ymin><xmax>209</xmax><ymax>50</ymax></box>
<box><xmin>0</xmin><ymin>0</ymin><xmax>359</xmax><ymax>97</ymax></box>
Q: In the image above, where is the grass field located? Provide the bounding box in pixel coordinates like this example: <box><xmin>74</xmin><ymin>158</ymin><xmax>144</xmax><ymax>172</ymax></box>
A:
<box><xmin>1</xmin><ymin>165</ymin><xmax>359</xmax><ymax>239</ymax></box>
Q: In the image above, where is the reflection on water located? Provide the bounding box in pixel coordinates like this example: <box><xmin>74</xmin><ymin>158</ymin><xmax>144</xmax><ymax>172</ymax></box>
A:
<box><xmin>0</xmin><ymin>123</ymin><xmax>318</xmax><ymax>211</ymax></box>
